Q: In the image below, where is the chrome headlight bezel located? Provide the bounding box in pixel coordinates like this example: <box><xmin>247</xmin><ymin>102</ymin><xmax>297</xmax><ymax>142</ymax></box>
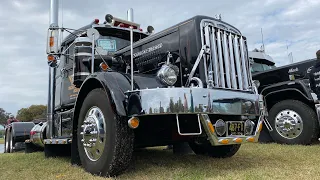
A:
<box><xmin>156</xmin><ymin>64</ymin><xmax>179</xmax><ymax>86</ymax></box>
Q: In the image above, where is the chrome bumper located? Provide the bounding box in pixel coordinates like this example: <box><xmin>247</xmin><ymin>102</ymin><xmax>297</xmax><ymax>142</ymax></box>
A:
<box><xmin>126</xmin><ymin>87</ymin><xmax>265</xmax><ymax>146</ymax></box>
<box><xmin>126</xmin><ymin>87</ymin><xmax>262</xmax><ymax>116</ymax></box>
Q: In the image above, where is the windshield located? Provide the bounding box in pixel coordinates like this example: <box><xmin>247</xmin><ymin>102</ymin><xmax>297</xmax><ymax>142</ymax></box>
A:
<box><xmin>96</xmin><ymin>36</ymin><xmax>130</xmax><ymax>52</ymax></box>
<box><xmin>251</xmin><ymin>62</ymin><xmax>276</xmax><ymax>73</ymax></box>
<box><xmin>95</xmin><ymin>27</ymin><xmax>148</xmax><ymax>53</ymax></box>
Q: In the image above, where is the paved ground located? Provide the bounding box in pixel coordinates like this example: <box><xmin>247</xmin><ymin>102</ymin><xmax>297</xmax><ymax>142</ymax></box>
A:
<box><xmin>0</xmin><ymin>144</ymin><xmax>4</xmax><ymax>153</ymax></box>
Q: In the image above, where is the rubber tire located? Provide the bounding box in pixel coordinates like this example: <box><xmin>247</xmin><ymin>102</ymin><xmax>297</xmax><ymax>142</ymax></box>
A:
<box><xmin>268</xmin><ymin>100</ymin><xmax>319</xmax><ymax>145</ymax></box>
<box><xmin>4</xmin><ymin>130</ymin><xmax>10</xmax><ymax>153</ymax></box>
<box><xmin>77</xmin><ymin>88</ymin><xmax>134</xmax><ymax>177</ymax></box>
<box><xmin>189</xmin><ymin>141</ymin><xmax>241</xmax><ymax>158</ymax></box>
<box><xmin>9</xmin><ymin>130</ymin><xmax>15</xmax><ymax>153</ymax></box>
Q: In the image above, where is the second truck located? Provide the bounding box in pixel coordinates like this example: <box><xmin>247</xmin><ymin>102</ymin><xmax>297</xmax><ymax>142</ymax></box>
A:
<box><xmin>250</xmin><ymin>48</ymin><xmax>320</xmax><ymax>145</ymax></box>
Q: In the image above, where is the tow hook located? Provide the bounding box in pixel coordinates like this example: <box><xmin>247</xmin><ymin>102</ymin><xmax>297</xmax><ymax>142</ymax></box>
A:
<box><xmin>264</xmin><ymin>119</ymin><xmax>273</xmax><ymax>132</ymax></box>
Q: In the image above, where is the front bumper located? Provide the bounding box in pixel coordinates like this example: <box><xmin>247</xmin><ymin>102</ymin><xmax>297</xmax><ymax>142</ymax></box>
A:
<box><xmin>125</xmin><ymin>87</ymin><xmax>265</xmax><ymax>146</ymax></box>
<box><xmin>126</xmin><ymin>87</ymin><xmax>262</xmax><ymax>116</ymax></box>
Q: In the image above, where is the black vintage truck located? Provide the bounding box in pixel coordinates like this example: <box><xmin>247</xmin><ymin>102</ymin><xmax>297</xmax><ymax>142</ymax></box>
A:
<box><xmin>250</xmin><ymin>49</ymin><xmax>320</xmax><ymax>145</ymax></box>
<box><xmin>4</xmin><ymin>0</ymin><xmax>266</xmax><ymax>177</ymax></box>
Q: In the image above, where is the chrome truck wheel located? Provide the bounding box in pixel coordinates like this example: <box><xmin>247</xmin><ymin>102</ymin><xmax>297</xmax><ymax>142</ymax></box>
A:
<box><xmin>80</xmin><ymin>107</ymin><xmax>106</xmax><ymax>161</ymax></box>
<box><xmin>77</xmin><ymin>88</ymin><xmax>134</xmax><ymax>177</ymax></box>
<box><xmin>275</xmin><ymin>110</ymin><xmax>303</xmax><ymax>139</ymax></box>
<box><xmin>268</xmin><ymin>100</ymin><xmax>319</xmax><ymax>145</ymax></box>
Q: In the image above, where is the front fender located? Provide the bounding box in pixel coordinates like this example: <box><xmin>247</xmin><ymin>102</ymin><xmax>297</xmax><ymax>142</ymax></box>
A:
<box><xmin>75</xmin><ymin>71</ymin><xmax>164</xmax><ymax>117</ymax></box>
<box><xmin>261</xmin><ymin>80</ymin><xmax>314</xmax><ymax>101</ymax></box>
<box><xmin>75</xmin><ymin>72</ymin><xmax>132</xmax><ymax>116</ymax></box>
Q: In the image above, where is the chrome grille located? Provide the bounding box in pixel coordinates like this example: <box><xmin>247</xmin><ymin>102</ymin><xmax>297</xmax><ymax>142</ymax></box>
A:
<box><xmin>201</xmin><ymin>20</ymin><xmax>252</xmax><ymax>91</ymax></box>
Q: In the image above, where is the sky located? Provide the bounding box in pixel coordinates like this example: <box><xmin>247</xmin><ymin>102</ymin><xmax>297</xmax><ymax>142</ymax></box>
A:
<box><xmin>0</xmin><ymin>0</ymin><xmax>319</xmax><ymax>115</ymax></box>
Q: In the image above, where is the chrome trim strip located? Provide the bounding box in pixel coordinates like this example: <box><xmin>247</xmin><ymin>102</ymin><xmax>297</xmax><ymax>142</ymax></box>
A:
<box><xmin>74</xmin><ymin>72</ymin><xmax>90</xmax><ymax>76</ymax></box>
<box><xmin>210</xmin><ymin>26</ymin><xmax>220</xmax><ymax>87</ymax></box>
<box><xmin>233</xmin><ymin>36</ymin><xmax>243</xmax><ymax>90</ymax></box>
<box><xmin>74</xmin><ymin>52</ymin><xmax>92</xmax><ymax>57</ymax></box>
<box><xmin>223</xmin><ymin>31</ymin><xmax>231</xmax><ymax>88</ymax></box>
<box><xmin>216</xmin><ymin>29</ymin><xmax>225</xmax><ymax>88</ymax></box>
<box><xmin>240</xmin><ymin>36</ymin><xmax>249</xmax><ymax>90</ymax></box>
<box><xmin>228</xmin><ymin>34</ymin><xmax>237</xmax><ymax>89</ymax></box>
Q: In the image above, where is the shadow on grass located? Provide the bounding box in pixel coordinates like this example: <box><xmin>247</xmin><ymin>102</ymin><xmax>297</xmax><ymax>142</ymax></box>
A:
<box><xmin>120</xmin><ymin>145</ymin><xmax>289</xmax><ymax>178</ymax></box>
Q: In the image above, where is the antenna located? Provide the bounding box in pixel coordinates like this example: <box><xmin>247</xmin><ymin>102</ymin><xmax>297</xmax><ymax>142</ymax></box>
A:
<box><xmin>286</xmin><ymin>41</ymin><xmax>294</xmax><ymax>63</ymax></box>
<box><xmin>260</xmin><ymin>28</ymin><xmax>265</xmax><ymax>52</ymax></box>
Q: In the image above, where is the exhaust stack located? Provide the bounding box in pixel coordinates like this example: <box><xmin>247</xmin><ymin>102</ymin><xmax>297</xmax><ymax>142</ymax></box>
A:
<box><xmin>47</xmin><ymin>0</ymin><xmax>59</xmax><ymax>139</ymax></box>
<box><xmin>127</xmin><ymin>8</ymin><xmax>134</xmax><ymax>22</ymax></box>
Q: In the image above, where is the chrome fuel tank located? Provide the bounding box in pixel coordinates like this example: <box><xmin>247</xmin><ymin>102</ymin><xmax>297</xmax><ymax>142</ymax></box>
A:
<box><xmin>30</xmin><ymin>122</ymin><xmax>47</xmax><ymax>147</ymax></box>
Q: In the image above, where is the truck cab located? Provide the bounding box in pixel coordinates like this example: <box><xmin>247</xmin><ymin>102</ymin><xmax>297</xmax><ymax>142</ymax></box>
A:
<box><xmin>250</xmin><ymin>49</ymin><xmax>320</xmax><ymax>145</ymax></box>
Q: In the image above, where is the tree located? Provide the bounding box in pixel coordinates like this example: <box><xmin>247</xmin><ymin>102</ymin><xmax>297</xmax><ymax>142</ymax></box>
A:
<box><xmin>0</xmin><ymin>108</ymin><xmax>11</xmax><ymax>126</ymax></box>
<box><xmin>16</xmin><ymin>105</ymin><xmax>47</xmax><ymax>122</ymax></box>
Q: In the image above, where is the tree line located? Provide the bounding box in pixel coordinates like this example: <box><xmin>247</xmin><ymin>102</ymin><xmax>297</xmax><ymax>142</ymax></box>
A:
<box><xmin>0</xmin><ymin>105</ymin><xmax>47</xmax><ymax>126</ymax></box>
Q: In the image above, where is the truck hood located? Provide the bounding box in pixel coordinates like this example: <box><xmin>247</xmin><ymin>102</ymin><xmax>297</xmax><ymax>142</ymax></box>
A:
<box><xmin>252</xmin><ymin>58</ymin><xmax>317</xmax><ymax>88</ymax></box>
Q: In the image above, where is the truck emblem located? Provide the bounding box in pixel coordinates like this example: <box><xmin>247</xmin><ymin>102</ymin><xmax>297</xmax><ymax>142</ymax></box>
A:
<box><xmin>133</xmin><ymin>43</ymin><xmax>163</xmax><ymax>58</ymax></box>
<box><xmin>288</xmin><ymin>67</ymin><xmax>298</xmax><ymax>73</ymax></box>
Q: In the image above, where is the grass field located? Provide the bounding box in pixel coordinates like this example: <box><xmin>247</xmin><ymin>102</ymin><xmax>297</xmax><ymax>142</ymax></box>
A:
<box><xmin>0</xmin><ymin>143</ymin><xmax>320</xmax><ymax>180</ymax></box>
<box><xmin>0</xmin><ymin>138</ymin><xmax>4</xmax><ymax>144</ymax></box>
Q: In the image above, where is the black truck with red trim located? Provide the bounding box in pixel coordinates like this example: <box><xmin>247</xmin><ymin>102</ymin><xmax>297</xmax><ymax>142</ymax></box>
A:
<box><xmin>250</xmin><ymin>49</ymin><xmax>320</xmax><ymax>145</ymax></box>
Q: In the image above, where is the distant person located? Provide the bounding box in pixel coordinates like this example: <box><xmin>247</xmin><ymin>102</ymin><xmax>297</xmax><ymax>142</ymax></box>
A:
<box><xmin>309</xmin><ymin>50</ymin><xmax>320</xmax><ymax>101</ymax></box>
<box><xmin>7</xmin><ymin>115</ymin><xmax>19</xmax><ymax>125</ymax></box>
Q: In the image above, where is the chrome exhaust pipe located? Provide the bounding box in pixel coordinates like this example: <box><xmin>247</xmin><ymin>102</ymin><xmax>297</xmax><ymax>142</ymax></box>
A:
<box><xmin>47</xmin><ymin>0</ymin><xmax>59</xmax><ymax>138</ymax></box>
<box><xmin>127</xmin><ymin>8</ymin><xmax>134</xmax><ymax>22</ymax></box>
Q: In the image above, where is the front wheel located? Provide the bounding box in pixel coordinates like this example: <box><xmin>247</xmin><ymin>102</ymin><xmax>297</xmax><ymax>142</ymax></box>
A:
<box><xmin>189</xmin><ymin>141</ymin><xmax>241</xmax><ymax>158</ymax></box>
<box><xmin>77</xmin><ymin>88</ymin><xmax>134</xmax><ymax>177</ymax></box>
<box><xmin>268</xmin><ymin>100</ymin><xmax>319</xmax><ymax>145</ymax></box>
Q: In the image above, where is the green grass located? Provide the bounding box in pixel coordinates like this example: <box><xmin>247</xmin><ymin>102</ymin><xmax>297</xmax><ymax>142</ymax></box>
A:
<box><xmin>0</xmin><ymin>138</ymin><xmax>4</xmax><ymax>144</ymax></box>
<box><xmin>1</xmin><ymin>143</ymin><xmax>320</xmax><ymax>180</ymax></box>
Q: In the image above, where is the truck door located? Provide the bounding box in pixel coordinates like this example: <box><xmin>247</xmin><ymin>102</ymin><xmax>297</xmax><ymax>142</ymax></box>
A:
<box><xmin>60</xmin><ymin>42</ymin><xmax>79</xmax><ymax>107</ymax></box>
<box><xmin>54</xmin><ymin>47</ymin><xmax>65</xmax><ymax>109</ymax></box>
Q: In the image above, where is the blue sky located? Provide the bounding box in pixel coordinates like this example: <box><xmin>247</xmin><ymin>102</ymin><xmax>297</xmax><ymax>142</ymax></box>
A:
<box><xmin>0</xmin><ymin>0</ymin><xmax>319</xmax><ymax>115</ymax></box>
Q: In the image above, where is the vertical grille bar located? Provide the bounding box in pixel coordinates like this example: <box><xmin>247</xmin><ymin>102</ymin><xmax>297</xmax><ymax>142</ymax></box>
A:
<box><xmin>239</xmin><ymin>36</ymin><xmax>249</xmax><ymax>90</ymax></box>
<box><xmin>222</xmin><ymin>31</ymin><xmax>231</xmax><ymax>88</ymax></box>
<box><xmin>216</xmin><ymin>29</ymin><xmax>225</xmax><ymax>88</ymax></box>
<box><xmin>228</xmin><ymin>34</ymin><xmax>237</xmax><ymax>89</ymax></box>
<box><xmin>204</xmin><ymin>25</ymin><xmax>213</xmax><ymax>85</ymax></box>
<box><xmin>233</xmin><ymin>35</ymin><xmax>243</xmax><ymax>90</ymax></box>
<box><xmin>210</xmin><ymin>27</ymin><xmax>220</xmax><ymax>87</ymax></box>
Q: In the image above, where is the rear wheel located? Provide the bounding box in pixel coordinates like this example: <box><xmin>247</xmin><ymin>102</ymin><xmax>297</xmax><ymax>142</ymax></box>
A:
<box><xmin>4</xmin><ymin>130</ymin><xmax>10</xmax><ymax>153</ymax></box>
<box><xmin>268</xmin><ymin>100</ymin><xmax>319</xmax><ymax>145</ymax></box>
<box><xmin>189</xmin><ymin>140</ymin><xmax>241</xmax><ymax>158</ymax></box>
<box><xmin>77</xmin><ymin>88</ymin><xmax>134</xmax><ymax>177</ymax></box>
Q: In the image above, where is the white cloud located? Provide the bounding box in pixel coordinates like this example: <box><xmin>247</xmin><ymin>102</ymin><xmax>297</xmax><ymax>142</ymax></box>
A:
<box><xmin>0</xmin><ymin>0</ymin><xmax>319</xmax><ymax>115</ymax></box>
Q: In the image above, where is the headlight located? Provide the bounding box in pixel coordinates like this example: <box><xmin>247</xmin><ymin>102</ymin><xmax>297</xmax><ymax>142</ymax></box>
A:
<box><xmin>157</xmin><ymin>64</ymin><xmax>179</xmax><ymax>86</ymax></box>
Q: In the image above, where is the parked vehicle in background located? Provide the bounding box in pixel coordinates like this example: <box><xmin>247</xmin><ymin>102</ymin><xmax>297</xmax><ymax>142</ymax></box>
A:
<box><xmin>250</xmin><ymin>48</ymin><xmax>320</xmax><ymax>145</ymax></box>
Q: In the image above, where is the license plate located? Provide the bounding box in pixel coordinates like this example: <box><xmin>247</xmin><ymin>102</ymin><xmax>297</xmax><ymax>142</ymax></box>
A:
<box><xmin>227</xmin><ymin>122</ymin><xmax>244</xmax><ymax>136</ymax></box>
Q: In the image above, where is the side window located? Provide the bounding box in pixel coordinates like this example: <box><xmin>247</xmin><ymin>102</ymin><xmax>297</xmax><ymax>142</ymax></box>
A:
<box><xmin>64</xmin><ymin>42</ymin><xmax>75</xmax><ymax>66</ymax></box>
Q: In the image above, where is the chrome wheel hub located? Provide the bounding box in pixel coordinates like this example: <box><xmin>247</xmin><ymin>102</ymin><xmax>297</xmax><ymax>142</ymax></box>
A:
<box><xmin>80</xmin><ymin>106</ymin><xmax>106</xmax><ymax>161</ymax></box>
<box><xmin>275</xmin><ymin>109</ymin><xmax>303</xmax><ymax>139</ymax></box>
